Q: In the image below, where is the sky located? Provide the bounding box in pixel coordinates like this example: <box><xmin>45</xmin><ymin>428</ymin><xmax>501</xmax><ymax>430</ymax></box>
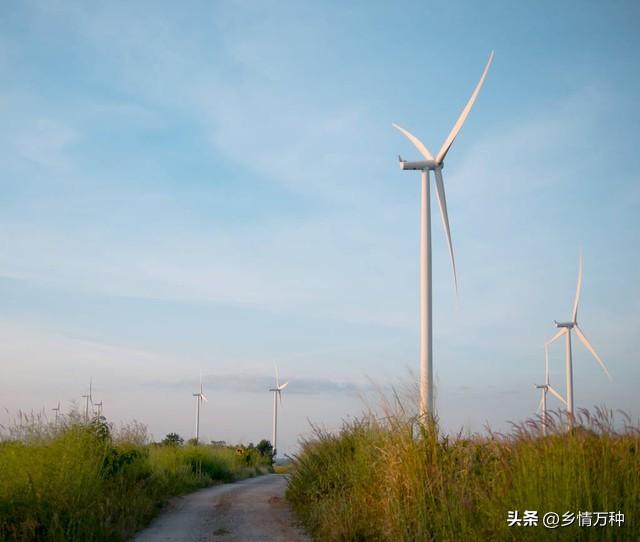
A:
<box><xmin>1</xmin><ymin>1</ymin><xmax>639</xmax><ymax>455</ymax></box>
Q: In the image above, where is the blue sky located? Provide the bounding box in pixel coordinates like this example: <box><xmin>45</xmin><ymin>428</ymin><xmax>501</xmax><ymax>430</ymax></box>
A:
<box><xmin>1</xmin><ymin>1</ymin><xmax>639</xmax><ymax>453</ymax></box>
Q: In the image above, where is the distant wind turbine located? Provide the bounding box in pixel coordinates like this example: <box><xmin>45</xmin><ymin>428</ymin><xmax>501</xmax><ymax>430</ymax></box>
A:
<box><xmin>534</xmin><ymin>342</ymin><xmax>567</xmax><ymax>436</ymax></box>
<box><xmin>546</xmin><ymin>253</ymin><xmax>611</xmax><ymax>422</ymax></box>
<box><xmin>52</xmin><ymin>401</ymin><xmax>61</xmax><ymax>426</ymax></box>
<box><xmin>393</xmin><ymin>51</ymin><xmax>494</xmax><ymax>419</ymax></box>
<box><xmin>81</xmin><ymin>378</ymin><xmax>93</xmax><ymax>422</ymax></box>
<box><xmin>269</xmin><ymin>365</ymin><xmax>289</xmax><ymax>458</ymax></box>
<box><xmin>192</xmin><ymin>372</ymin><xmax>208</xmax><ymax>444</ymax></box>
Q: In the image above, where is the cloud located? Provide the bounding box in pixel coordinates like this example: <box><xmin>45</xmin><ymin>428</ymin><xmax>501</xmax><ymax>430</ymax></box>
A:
<box><xmin>150</xmin><ymin>373</ymin><xmax>363</xmax><ymax>396</ymax></box>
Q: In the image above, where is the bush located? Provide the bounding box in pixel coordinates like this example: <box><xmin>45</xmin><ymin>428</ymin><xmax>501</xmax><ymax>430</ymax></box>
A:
<box><xmin>0</xmin><ymin>417</ymin><xmax>269</xmax><ymax>541</ymax></box>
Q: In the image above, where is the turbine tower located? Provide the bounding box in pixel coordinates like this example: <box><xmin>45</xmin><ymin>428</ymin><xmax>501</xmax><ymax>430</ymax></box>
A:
<box><xmin>546</xmin><ymin>254</ymin><xmax>611</xmax><ymax>422</ymax></box>
<box><xmin>269</xmin><ymin>365</ymin><xmax>289</xmax><ymax>458</ymax></box>
<box><xmin>192</xmin><ymin>372</ymin><xmax>208</xmax><ymax>444</ymax></box>
<box><xmin>393</xmin><ymin>51</ymin><xmax>494</xmax><ymax>420</ymax></box>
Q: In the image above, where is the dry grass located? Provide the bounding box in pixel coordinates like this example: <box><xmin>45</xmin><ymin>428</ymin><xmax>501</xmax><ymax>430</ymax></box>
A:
<box><xmin>286</xmin><ymin>403</ymin><xmax>640</xmax><ymax>541</ymax></box>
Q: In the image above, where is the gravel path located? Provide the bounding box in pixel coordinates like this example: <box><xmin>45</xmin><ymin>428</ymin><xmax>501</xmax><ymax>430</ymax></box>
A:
<box><xmin>131</xmin><ymin>474</ymin><xmax>309</xmax><ymax>542</ymax></box>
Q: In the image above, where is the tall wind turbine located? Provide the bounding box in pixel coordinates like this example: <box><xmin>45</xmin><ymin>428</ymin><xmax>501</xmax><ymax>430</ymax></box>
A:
<box><xmin>546</xmin><ymin>254</ymin><xmax>611</xmax><ymax>421</ymax></box>
<box><xmin>393</xmin><ymin>51</ymin><xmax>494</xmax><ymax>419</ymax></box>
<box><xmin>192</xmin><ymin>372</ymin><xmax>208</xmax><ymax>444</ymax></box>
<box><xmin>81</xmin><ymin>378</ymin><xmax>93</xmax><ymax>422</ymax></box>
<box><xmin>269</xmin><ymin>365</ymin><xmax>289</xmax><ymax>458</ymax></box>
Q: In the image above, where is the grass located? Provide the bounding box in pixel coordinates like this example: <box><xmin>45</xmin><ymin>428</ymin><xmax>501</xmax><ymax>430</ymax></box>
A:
<box><xmin>286</xmin><ymin>403</ymin><xmax>640</xmax><ymax>541</ymax></box>
<box><xmin>0</xmin><ymin>412</ymin><xmax>272</xmax><ymax>541</ymax></box>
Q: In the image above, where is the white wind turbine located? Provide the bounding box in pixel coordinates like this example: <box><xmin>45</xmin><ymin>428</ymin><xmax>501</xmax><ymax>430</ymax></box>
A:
<box><xmin>52</xmin><ymin>401</ymin><xmax>61</xmax><ymax>426</ymax></box>
<box><xmin>546</xmin><ymin>254</ymin><xmax>611</xmax><ymax>422</ymax></box>
<box><xmin>534</xmin><ymin>341</ymin><xmax>567</xmax><ymax>436</ymax></box>
<box><xmin>269</xmin><ymin>365</ymin><xmax>289</xmax><ymax>458</ymax></box>
<box><xmin>192</xmin><ymin>372</ymin><xmax>208</xmax><ymax>444</ymax></box>
<box><xmin>81</xmin><ymin>378</ymin><xmax>93</xmax><ymax>422</ymax></box>
<box><xmin>393</xmin><ymin>51</ymin><xmax>494</xmax><ymax>419</ymax></box>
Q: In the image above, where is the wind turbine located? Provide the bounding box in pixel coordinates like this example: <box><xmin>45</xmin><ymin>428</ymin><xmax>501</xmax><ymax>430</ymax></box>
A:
<box><xmin>546</xmin><ymin>254</ymin><xmax>611</xmax><ymax>422</ymax></box>
<box><xmin>534</xmin><ymin>341</ymin><xmax>567</xmax><ymax>436</ymax></box>
<box><xmin>192</xmin><ymin>372</ymin><xmax>208</xmax><ymax>444</ymax></box>
<box><xmin>393</xmin><ymin>51</ymin><xmax>494</xmax><ymax>419</ymax></box>
<box><xmin>269</xmin><ymin>365</ymin><xmax>289</xmax><ymax>458</ymax></box>
<box><xmin>81</xmin><ymin>378</ymin><xmax>93</xmax><ymax>422</ymax></box>
<box><xmin>52</xmin><ymin>401</ymin><xmax>61</xmax><ymax>426</ymax></box>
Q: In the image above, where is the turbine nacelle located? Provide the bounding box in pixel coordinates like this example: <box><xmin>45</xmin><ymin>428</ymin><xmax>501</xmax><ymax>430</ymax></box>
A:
<box><xmin>554</xmin><ymin>320</ymin><xmax>574</xmax><ymax>329</ymax></box>
<box><xmin>398</xmin><ymin>156</ymin><xmax>441</xmax><ymax>171</ymax></box>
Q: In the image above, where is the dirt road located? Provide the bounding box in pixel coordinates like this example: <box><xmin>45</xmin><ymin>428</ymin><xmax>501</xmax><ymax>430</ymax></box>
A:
<box><xmin>131</xmin><ymin>474</ymin><xmax>310</xmax><ymax>542</ymax></box>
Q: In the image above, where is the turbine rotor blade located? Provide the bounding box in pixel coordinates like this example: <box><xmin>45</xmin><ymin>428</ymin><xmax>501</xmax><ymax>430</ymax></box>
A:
<box><xmin>275</xmin><ymin>363</ymin><xmax>280</xmax><ymax>388</ymax></box>
<box><xmin>537</xmin><ymin>393</ymin><xmax>544</xmax><ymax>413</ymax></box>
<box><xmin>392</xmin><ymin>123</ymin><xmax>434</xmax><ymax>161</ymax></box>
<box><xmin>278</xmin><ymin>389</ymin><xmax>283</xmax><ymax>406</ymax></box>
<box><xmin>279</xmin><ymin>381</ymin><xmax>289</xmax><ymax>391</ymax></box>
<box><xmin>436</xmin><ymin>51</ymin><xmax>494</xmax><ymax>164</ymax></box>
<box><xmin>574</xmin><ymin>325</ymin><xmax>612</xmax><ymax>380</ymax></box>
<box><xmin>546</xmin><ymin>328</ymin><xmax>566</xmax><ymax>346</ymax></box>
<box><xmin>547</xmin><ymin>385</ymin><xmax>567</xmax><ymax>406</ymax></box>
<box><xmin>572</xmin><ymin>252</ymin><xmax>583</xmax><ymax>323</ymax></box>
<box><xmin>201</xmin><ymin>393</ymin><xmax>208</xmax><ymax>403</ymax></box>
<box><xmin>434</xmin><ymin>168</ymin><xmax>458</xmax><ymax>295</ymax></box>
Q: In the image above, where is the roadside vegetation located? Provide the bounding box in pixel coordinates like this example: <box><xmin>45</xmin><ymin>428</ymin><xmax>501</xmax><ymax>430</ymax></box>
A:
<box><xmin>287</xmin><ymin>402</ymin><xmax>639</xmax><ymax>541</ymax></box>
<box><xmin>0</xmin><ymin>411</ymin><xmax>273</xmax><ymax>541</ymax></box>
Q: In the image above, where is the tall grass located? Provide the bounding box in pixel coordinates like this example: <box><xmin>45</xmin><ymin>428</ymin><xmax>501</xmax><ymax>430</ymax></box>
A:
<box><xmin>287</xmin><ymin>405</ymin><xmax>639</xmax><ymax>541</ymax></box>
<box><xmin>0</xmin><ymin>412</ymin><xmax>271</xmax><ymax>541</ymax></box>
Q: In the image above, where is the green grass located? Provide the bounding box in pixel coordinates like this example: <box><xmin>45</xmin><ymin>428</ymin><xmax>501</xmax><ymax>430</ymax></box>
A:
<box><xmin>0</xmin><ymin>413</ymin><xmax>272</xmax><ymax>541</ymax></box>
<box><xmin>286</xmin><ymin>406</ymin><xmax>640</xmax><ymax>541</ymax></box>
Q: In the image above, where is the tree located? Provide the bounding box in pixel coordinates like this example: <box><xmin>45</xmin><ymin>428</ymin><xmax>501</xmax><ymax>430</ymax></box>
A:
<box><xmin>256</xmin><ymin>439</ymin><xmax>274</xmax><ymax>457</ymax></box>
<box><xmin>162</xmin><ymin>432</ymin><xmax>184</xmax><ymax>446</ymax></box>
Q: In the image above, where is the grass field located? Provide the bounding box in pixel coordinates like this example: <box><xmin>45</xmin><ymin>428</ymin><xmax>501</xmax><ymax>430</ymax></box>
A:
<box><xmin>0</xmin><ymin>412</ymin><xmax>272</xmax><ymax>541</ymax></box>
<box><xmin>286</xmin><ymin>404</ymin><xmax>639</xmax><ymax>541</ymax></box>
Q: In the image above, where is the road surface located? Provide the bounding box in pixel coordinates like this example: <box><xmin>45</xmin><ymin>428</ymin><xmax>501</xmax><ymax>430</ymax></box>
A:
<box><xmin>131</xmin><ymin>474</ymin><xmax>310</xmax><ymax>542</ymax></box>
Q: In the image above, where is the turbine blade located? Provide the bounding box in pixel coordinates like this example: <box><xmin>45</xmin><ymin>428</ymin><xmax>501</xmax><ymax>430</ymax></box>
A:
<box><xmin>546</xmin><ymin>328</ymin><xmax>566</xmax><ymax>346</ymax></box>
<box><xmin>201</xmin><ymin>393</ymin><xmax>208</xmax><ymax>403</ymax></box>
<box><xmin>436</xmin><ymin>51</ymin><xmax>494</xmax><ymax>164</ymax></box>
<box><xmin>434</xmin><ymin>168</ymin><xmax>458</xmax><ymax>295</ymax></box>
<box><xmin>574</xmin><ymin>325</ymin><xmax>612</xmax><ymax>380</ymax></box>
<box><xmin>547</xmin><ymin>385</ymin><xmax>567</xmax><ymax>406</ymax></box>
<box><xmin>537</xmin><ymin>394</ymin><xmax>544</xmax><ymax>413</ymax></box>
<box><xmin>572</xmin><ymin>252</ymin><xmax>583</xmax><ymax>323</ymax></box>
<box><xmin>278</xmin><ymin>389</ymin><xmax>283</xmax><ymax>406</ymax></box>
<box><xmin>392</xmin><ymin>123</ymin><xmax>434</xmax><ymax>161</ymax></box>
<box><xmin>279</xmin><ymin>381</ymin><xmax>289</xmax><ymax>391</ymax></box>
<box><xmin>275</xmin><ymin>363</ymin><xmax>280</xmax><ymax>388</ymax></box>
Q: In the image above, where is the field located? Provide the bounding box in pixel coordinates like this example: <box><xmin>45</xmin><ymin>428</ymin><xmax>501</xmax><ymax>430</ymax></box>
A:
<box><xmin>0</xmin><ymin>413</ymin><xmax>272</xmax><ymax>541</ymax></box>
<box><xmin>286</xmin><ymin>405</ymin><xmax>640</xmax><ymax>541</ymax></box>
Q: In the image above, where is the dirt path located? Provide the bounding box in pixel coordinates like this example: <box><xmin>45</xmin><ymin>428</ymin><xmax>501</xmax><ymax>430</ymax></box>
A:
<box><xmin>131</xmin><ymin>474</ymin><xmax>310</xmax><ymax>542</ymax></box>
